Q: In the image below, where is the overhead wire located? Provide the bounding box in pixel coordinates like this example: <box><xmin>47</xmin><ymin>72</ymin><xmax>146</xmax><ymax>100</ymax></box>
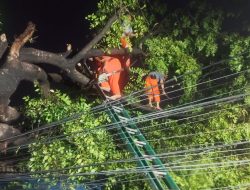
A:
<box><xmin>1</xmin><ymin>90</ymin><xmax>248</xmax><ymax>156</ymax></box>
<box><xmin>1</xmin><ymin>52</ymin><xmax>250</xmax><ymax>186</ymax></box>
<box><xmin>1</xmin><ymin>140</ymin><xmax>249</xmax><ymax>178</ymax></box>
<box><xmin>1</xmin><ymin>158</ymin><xmax>248</xmax><ymax>182</ymax></box>
<box><xmin>2</xmin><ymin>141</ymin><xmax>249</xmax><ymax>180</ymax></box>
<box><xmin>119</xmin><ymin>65</ymin><xmax>233</xmax><ymax>109</ymax></box>
<box><xmin>2</xmin><ymin>91</ymin><xmax>248</xmax><ymax>155</ymax></box>
<box><xmin>0</xmin><ymin>59</ymin><xmax>248</xmax><ymax>144</ymax></box>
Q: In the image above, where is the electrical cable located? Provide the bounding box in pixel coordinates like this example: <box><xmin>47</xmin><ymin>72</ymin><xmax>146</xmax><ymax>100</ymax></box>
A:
<box><xmin>2</xmin><ymin>91</ymin><xmax>248</xmax><ymax>156</ymax></box>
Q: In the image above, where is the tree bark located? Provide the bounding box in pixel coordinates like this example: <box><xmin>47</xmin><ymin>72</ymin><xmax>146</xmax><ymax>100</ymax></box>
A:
<box><xmin>0</xmin><ymin>11</ymin><xmax>144</xmax><ymax>126</ymax></box>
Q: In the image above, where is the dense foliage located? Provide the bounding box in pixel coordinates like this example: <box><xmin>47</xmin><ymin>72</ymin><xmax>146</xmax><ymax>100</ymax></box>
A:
<box><xmin>20</xmin><ymin>0</ymin><xmax>250</xmax><ymax>189</ymax></box>
<box><xmin>22</xmin><ymin>89</ymin><xmax>152</xmax><ymax>190</ymax></box>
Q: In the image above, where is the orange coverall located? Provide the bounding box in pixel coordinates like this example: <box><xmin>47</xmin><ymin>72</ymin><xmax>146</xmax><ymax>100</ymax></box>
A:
<box><xmin>145</xmin><ymin>76</ymin><xmax>161</xmax><ymax>103</ymax></box>
<box><xmin>101</xmin><ymin>56</ymin><xmax>122</xmax><ymax>96</ymax></box>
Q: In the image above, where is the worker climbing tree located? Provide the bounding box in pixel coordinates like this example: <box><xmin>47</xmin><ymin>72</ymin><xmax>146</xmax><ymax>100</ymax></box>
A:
<box><xmin>120</xmin><ymin>15</ymin><xmax>136</xmax><ymax>50</ymax></box>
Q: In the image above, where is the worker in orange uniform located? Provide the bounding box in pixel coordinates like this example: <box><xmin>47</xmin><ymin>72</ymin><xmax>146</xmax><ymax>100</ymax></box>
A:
<box><xmin>96</xmin><ymin>56</ymin><xmax>123</xmax><ymax>100</ymax></box>
<box><xmin>119</xmin><ymin>15</ymin><xmax>135</xmax><ymax>91</ymax></box>
<box><xmin>145</xmin><ymin>71</ymin><xmax>167</xmax><ymax>110</ymax></box>
<box><xmin>120</xmin><ymin>15</ymin><xmax>135</xmax><ymax>49</ymax></box>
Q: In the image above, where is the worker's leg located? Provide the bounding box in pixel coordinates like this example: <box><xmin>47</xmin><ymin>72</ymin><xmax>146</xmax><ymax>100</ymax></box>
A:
<box><xmin>109</xmin><ymin>73</ymin><xmax>122</xmax><ymax>100</ymax></box>
<box><xmin>145</xmin><ymin>76</ymin><xmax>154</xmax><ymax>107</ymax></box>
<box><xmin>148</xmin><ymin>96</ymin><xmax>153</xmax><ymax>107</ymax></box>
<box><xmin>155</xmin><ymin>102</ymin><xmax>161</xmax><ymax>110</ymax></box>
<box><xmin>154</xmin><ymin>93</ymin><xmax>161</xmax><ymax>109</ymax></box>
<box><xmin>151</xmin><ymin>78</ymin><xmax>161</xmax><ymax>109</ymax></box>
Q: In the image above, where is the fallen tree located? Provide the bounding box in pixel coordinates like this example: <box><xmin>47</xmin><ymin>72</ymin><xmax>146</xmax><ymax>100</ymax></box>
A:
<box><xmin>0</xmin><ymin>12</ymin><xmax>143</xmax><ymax>150</ymax></box>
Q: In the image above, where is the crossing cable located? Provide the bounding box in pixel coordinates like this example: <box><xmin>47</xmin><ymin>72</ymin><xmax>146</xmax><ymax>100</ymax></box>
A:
<box><xmin>111</xmin><ymin>93</ymin><xmax>247</xmax><ymax>130</ymax></box>
<box><xmin>2</xmin><ymin>92</ymin><xmax>248</xmax><ymax>154</ymax></box>
<box><xmin>1</xmin><ymin>139</ymin><xmax>248</xmax><ymax>174</ymax></box>
<box><xmin>103</xmin><ymin>84</ymin><xmax>244</xmax><ymax>138</ymax></box>
<box><xmin>85</xmin><ymin>150</ymin><xmax>250</xmax><ymax>187</ymax></box>
<box><xmin>2</xmin><ymin>148</ymin><xmax>248</xmax><ymax>181</ymax></box>
<box><xmin>1</xmin><ymin>104</ymin><xmax>248</xmax><ymax>160</ymax></box>
<box><xmin>119</xmin><ymin>67</ymin><xmax>249</xmax><ymax>111</ymax></box>
<box><xmin>90</xmin><ymin>178</ymin><xmax>250</xmax><ymax>190</ymax></box>
<box><xmin>1</xmin><ymin>97</ymin><xmax>247</xmax><ymax>158</ymax></box>
<box><xmin>6</xmin><ymin>159</ymin><xmax>248</xmax><ymax>177</ymax></box>
<box><xmin>2</xmin><ymin>141</ymin><xmax>250</xmax><ymax>179</ymax></box>
<box><xmin>1</xmin><ymin>140</ymin><xmax>248</xmax><ymax>186</ymax></box>
<box><xmin>118</xmin><ymin>66</ymin><xmax>233</xmax><ymax>109</ymax></box>
<box><xmin>1</xmin><ymin>142</ymin><xmax>250</xmax><ymax>180</ymax></box>
<box><xmin>89</xmin><ymin>58</ymin><xmax>234</xmax><ymax>113</ymax></box>
<box><xmin>2</xmin><ymin>91</ymin><xmax>248</xmax><ymax>155</ymax></box>
<box><xmin>86</xmin><ymin>161</ymin><xmax>250</xmax><ymax>190</ymax></box>
<box><xmin>0</xmin><ymin>173</ymin><xmax>248</xmax><ymax>190</ymax></box>
<box><xmin>93</xmin><ymin>69</ymin><xmax>250</xmax><ymax>120</ymax></box>
<box><xmin>1</xmin><ymin>140</ymin><xmax>249</xmax><ymax>178</ymax></box>
<box><xmin>0</xmin><ymin>61</ymin><xmax>248</xmax><ymax>144</ymax></box>
<box><xmin>1</xmin><ymin>158</ymin><xmax>248</xmax><ymax>181</ymax></box>
<box><xmin>0</xmin><ymin>156</ymin><xmax>248</xmax><ymax>189</ymax></box>
<box><xmin>45</xmin><ymin>52</ymin><xmax>239</xmax><ymax>117</ymax></box>
<box><xmin>83</xmin><ymin>154</ymin><xmax>250</xmax><ymax>189</ymax></box>
<box><xmin>1</xmin><ymin>68</ymin><xmax>250</xmax><ymax>186</ymax></box>
<box><xmin>31</xmin><ymin>170</ymin><xmax>249</xmax><ymax>190</ymax></box>
<box><xmin>101</xmin><ymin>51</ymin><xmax>250</xmax><ymax>108</ymax></box>
<box><xmin>1</xmin><ymin>159</ymin><xmax>248</xmax><ymax>185</ymax></box>
<box><xmin>1</xmin><ymin>80</ymin><xmax>246</xmax><ymax>147</ymax></box>
<box><xmin>127</xmin><ymin>79</ymin><xmax>242</xmax><ymax>114</ymax></box>
<box><xmin>104</xmin><ymin>101</ymin><xmax>248</xmax><ymax>143</ymax></box>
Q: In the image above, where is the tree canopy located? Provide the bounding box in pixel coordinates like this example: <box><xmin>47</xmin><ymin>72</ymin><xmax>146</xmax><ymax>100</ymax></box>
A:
<box><xmin>1</xmin><ymin>0</ymin><xmax>250</xmax><ymax>189</ymax></box>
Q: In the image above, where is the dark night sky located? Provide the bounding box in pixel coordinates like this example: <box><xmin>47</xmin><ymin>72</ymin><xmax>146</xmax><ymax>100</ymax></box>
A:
<box><xmin>0</xmin><ymin>0</ymin><xmax>249</xmax><ymax>52</ymax></box>
<box><xmin>0</xmin><ymin>0</ymin><xmax>99</xmax><ymax>52</ymax></box>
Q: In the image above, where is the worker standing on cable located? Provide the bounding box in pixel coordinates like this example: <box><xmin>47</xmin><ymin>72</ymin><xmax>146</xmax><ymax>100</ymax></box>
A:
<box><xmin>145</xmin><ymin>71</ymin><xmax>167</xmax><ymax>110</ymax></box>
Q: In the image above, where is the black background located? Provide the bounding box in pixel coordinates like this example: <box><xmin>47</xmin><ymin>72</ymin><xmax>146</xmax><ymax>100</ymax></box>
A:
<box><xmin>0</xmin><ymin>0</ymin><xmax>99</xmax><ymax>52</ymax></box>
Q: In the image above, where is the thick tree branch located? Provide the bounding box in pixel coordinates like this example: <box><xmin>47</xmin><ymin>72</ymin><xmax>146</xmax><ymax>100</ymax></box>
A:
<box><xmin>70</xmin><ymin>10</ymin><xmax>120</xmax><ymax>64</ymax></box>
<box><xmin>19</xmin><ymin>48</ymin><xmax>91</xmax><ymax>86</ymax></box>
<box><xmin>9</xmin><ymin>22</ymin><xmax>35</xmax><ymax>61</ymax></box>
<box><xmin>82</xmin><ymin>48</ymin><xmax>144</xmax><ymax>58</ymax></box>
<box><xmin>19</xmin><ymin>48</ymin><xmax>69</xmax><ymax>69</ymax></box>
<box><xmin>20</xmin><ymin>47</ymin><xmax>143</xmax><ymax>65</ymax></box>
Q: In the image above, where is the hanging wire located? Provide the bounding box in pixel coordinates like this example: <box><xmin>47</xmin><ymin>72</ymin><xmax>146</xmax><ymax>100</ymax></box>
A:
<box><xmin>1</xmin><ymin>58</ymin><xmax>248</xmax><ymax>145</ymax></box>
<box><xmin>1</xmin><ymin>53</ymin><xmax>250</xmax><ymax>188</ymax></box>
<box><xmin>2</xmin><ymin>91</ymin><xmax>248</xmax><ymax>155</ymax></box>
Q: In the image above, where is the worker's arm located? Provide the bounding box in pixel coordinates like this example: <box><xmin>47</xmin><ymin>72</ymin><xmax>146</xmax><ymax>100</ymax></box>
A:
<box><xmin>160</xmin><ymin>79</ymin><xmax>166</xmax><ymax>95</ymax></box>
<box><xmin>160</xmin><ymin>79</ymin><xmax>171</xmax><ymax>99</ymax></box>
